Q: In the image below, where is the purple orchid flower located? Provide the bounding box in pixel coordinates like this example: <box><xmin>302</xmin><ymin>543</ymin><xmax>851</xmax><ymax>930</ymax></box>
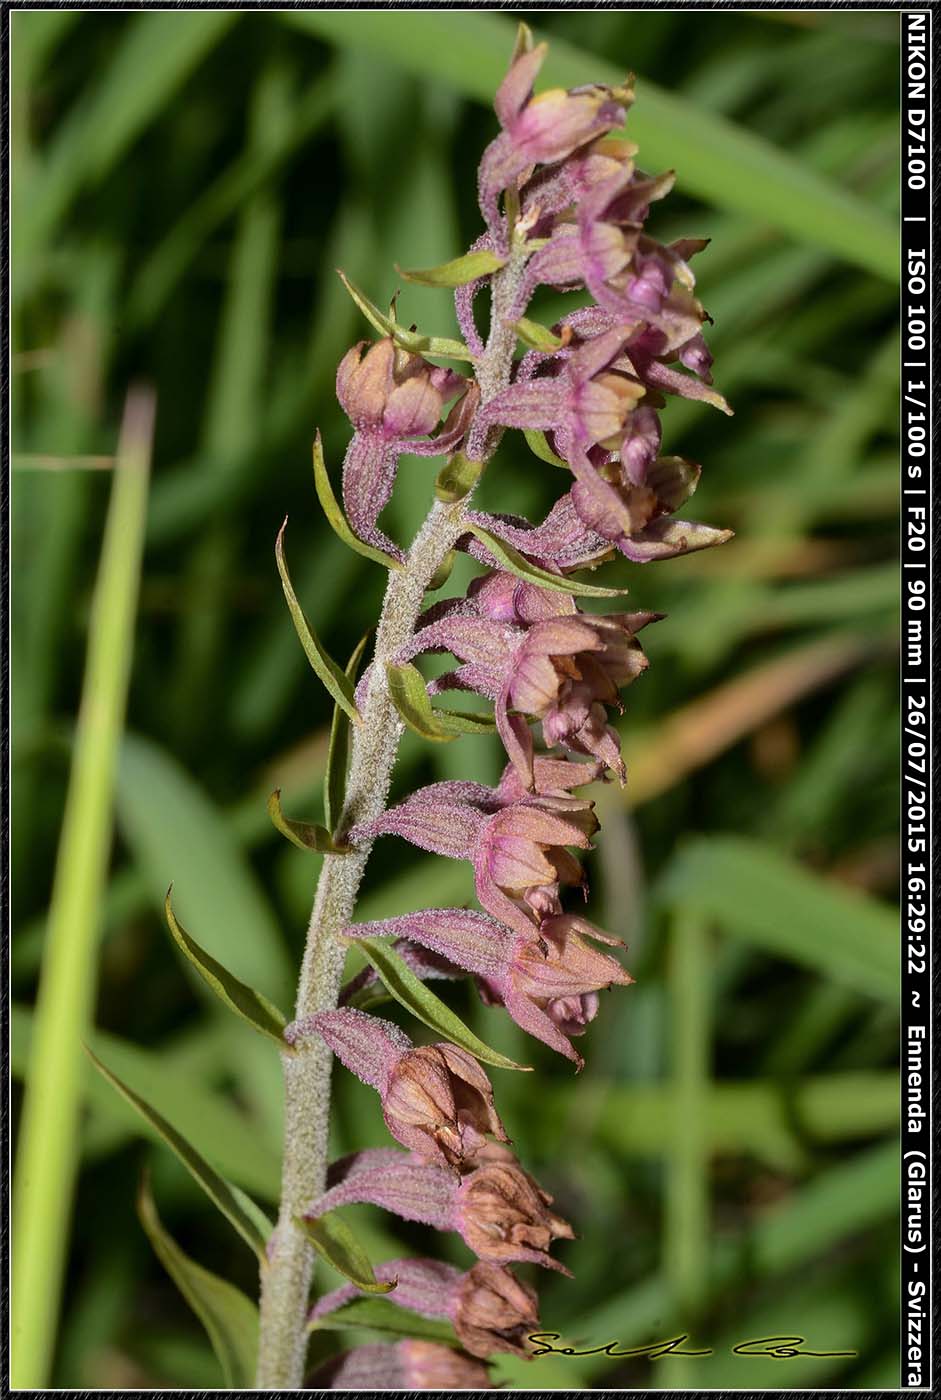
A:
<box><xmin>350</xmin><ymin>773</ymin><xmax>600</xmax><ymax>940</ymax></box>
<box><xmin>311</xmin><ymin>1257</ymin><xmax>539</xmax><ymax>1359</ymax></box>
<box><xmin>345</xmin><ymin>905</ymin><xmax>632</xmax><ymax>1068</ymax></box>
<box><xmin>402</xmin><ymin>583</ymin><xmax>657</xmax><ymax>786</ymax></box>
<box><xmin>309</xmin><ymin>1008</ymin><xmax>507</xmax><ymax>1167</ymax></box>
<box><xmin>307</xmin><ymin>1144</ymin><xmax>574</xmax><ymax>1273</ymax></box>
<box><xmin>478</xmin><ymin>39</ymin><xmax>632</xmax><ymax>246</ymax></box>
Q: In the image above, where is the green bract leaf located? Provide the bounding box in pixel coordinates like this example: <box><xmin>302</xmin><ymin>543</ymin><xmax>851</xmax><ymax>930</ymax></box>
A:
<box><xmin>312</xmin><ymin>432</ymin><xmax>403</xmax><ymax>571</ymax></box>
<box><xmin>513</xmin><ymin>317</ymin><xmax>565</xmax><ymax>351</ymax></box>
<box><xmin>137</xmin><ymin>1176</ymin><xmax>260</xmax><ymax>1388</ymax></box>
<box><xmin>512</xmin><ymin>19</ymin><xmax>534</xmax><ymax>61</ymax></box>
<box><xmin>310</xmin><ymin>1296</ymin><xmax>459</xmax><ymax>1345</ymax></box>
<box><xmin>88</xmin><ymin>1049</ymin><xmax>271</xmax><ymax>1261</ymax></box>
<box><xmin>398</xmin><ymin>248</ymin><xmax>506</xmax><ymax>288</ymax></box>
<box><xmin>386</xmin><ymin>663</ymin><xmax>497</xmax><ymax>743</ymax></box>
<box><xmin>435</xmin><ymin>451</ymin><xmax>485</xmax><ymax>504</ymax></box>
<box><xmin>275</xmin><ymin>519</ymin><xmax>360</xmax><ymax>721</ymax></box>
<box><xmin>427</xmin><ymin>550</ymin><xmax>456</xmax><ymax>592</ymax></box>
<box><xmin>337</xmin><ymin>271</ymin><xmax>474</xmax><ymax>361</ymax></box>
<box><xmin>164</xmin><ymin>892</ymin><xmax>289</xmax><ymax>1048</ymax></box>
<box><xmin>523</xmin><ymin>428</ymin><xmax>568</xmax><ymax>469</ymax></box>
<box><xmin>299</xmin><ymin>1213</ymin><xmax>397</xmax><ymax>1295</ymax></box>
<box><xmin>351</xmin><ymin>936</ymin><xmax>531</xmax><ymax>1072</ymax></box>
<box><xmin>464</xmin><ymin>522</ymin><xmax>628</xmax><ymax>598</ymax></box>
<box><xmin>325</xmin><ymin>633</ymin><xmax>371</xmax><ymax>833</ymax></box>
<box><xmin>268</xmin><ymin>788</ymin><xmax>350</xmax><ymax>854</ymax></box>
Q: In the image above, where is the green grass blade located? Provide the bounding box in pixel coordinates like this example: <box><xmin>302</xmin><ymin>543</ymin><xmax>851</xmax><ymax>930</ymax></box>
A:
<box><xmin>137</xmin><ymin>1177</ymin><xmax>259</xmax><ymax>1388</ymax></box>
<box><xmin>18</xmin><ymin>13</ymin><xmax>237</xmax><ymax>287</ymax></box>
<box><xmin>11</xmin><ymin>389</ymin><xmax>154</xmax><ymax>1389</ymax></box>
<box><xmin>657</xmin><ymin>836</ymin><xmax>899</xmax><ymax>1001</ymax></box>
<box><xmin>663</xmin><ymin>911</ymin><xmax>710</xmax><ymax>1382</ymax></box>
<box><xmin>11</xmin><ymin>1004</ymin><xmax>281</xmax><ymax>1198</ymax></box>
<box><xmin>114</xmin><ymin>731</ymin><xmax>293</xmax><ymax>1004</ymax></box>
<box><xmin>128</xmin><ymin>71</ymin><xmax>337</xmax><ymax>326</ymax></box>
<box><xmin>549</xmin><ymin>1138</ymin><xmax>898</xmax><ymax>1385</ymax></box>
<box><xmin>283</xmin><ymin>10</ymin><xmax>897</xmax><ymax>281</ymax></box>
<box><xmin>87</xmin><ymin>1048</ymin><xmax>271</xmax><ymax>1260</ymax></box>
<box><xmin>548</xmin><ymin>1072</ymin><xmax>898</xmax><ymax>1170</ymax></box>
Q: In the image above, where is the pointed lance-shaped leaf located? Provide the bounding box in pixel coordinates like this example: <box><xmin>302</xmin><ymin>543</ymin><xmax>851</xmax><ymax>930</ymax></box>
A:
<box><xmin>350</xmin><ymin>936</ymin><xmax>531</xmax><ymax>1073</ymax></box>
<box><xmin>88</xmin><ymin>1050</ymin><xmax>271</xmax><ymax>1261</ymax></box>
<box><xmin>427</xmin><ymin>550</ymin><xmax>457</xmax><ymax>592</ymax></box>
<box><xmin>313</xmin><ymin>432</ymin><xmax>403</xmax><ymax>571</ymax></box>
<box><xmin>325</xmin><ymin>632</ymin><xmax>372</xmax><ymax>834</ymax></box>
<box><xmin>464</xmin><ymin>522</ymin><xmax>629</xmax><ymax>598</ymax></box>
<box><xmin>522</xmin><ymin>429</ymin><xmax>568</xmax><ymax>469</ymax></box>
<box><xmin>268</xmin><ymin>788</ymin><xmax>350</xmax><ymax>854</ymax></box>
<box><xmin>435</xmin><ymin>452</ymin><xmax>486</xmax><ymax>505</ymax></box>
<box><xmin>299</xmin><ymin>1212</ymin><xmax>398</xmax><ymax>1295</ymax></box>
<box><xmin>513</xmin><ymin>318</ymin><xmax>566</xmax><ymax>352</ymax></box>
<box><xmin>337</xmin><ymin>272</ymin><xmax>474</xmax><ymax>362</ymax></box>
<box><xmin>386</xmin><ymin>663</ymin><xmax>497</xmax><ymax>743</ymax></box>
<box><xmin>275</xmin><ymin>518</ymin><xmax>360</xmax><ymax>722</ymax></box>
<box><xmin>512</xmin><ymin>19</ymin><xmax>535</xmax><ymax>61</ymax></box>
<box><xmin>137</xmin><ymin>1175</ymin><xmax>260</xmax><ymax>1388</ymax></box>
<box><xmin>398</xmin><ymin>249</ymin><xmax>507</xmax><ymax>288</ymax></box>
<box><xmin>164</xmin><ymin>891</ymin><xmax>289</xmax><ymax>1050</ymax></box>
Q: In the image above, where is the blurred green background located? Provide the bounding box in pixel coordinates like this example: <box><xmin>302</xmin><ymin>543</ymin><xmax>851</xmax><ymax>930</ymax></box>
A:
<box><xmin>11</xmin><ymin>7</ymin><xmax>901</xmax><ymax>1390</ymax></box>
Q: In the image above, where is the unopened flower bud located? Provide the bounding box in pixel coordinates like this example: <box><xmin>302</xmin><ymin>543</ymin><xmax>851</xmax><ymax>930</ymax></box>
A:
<box><xmin>336</xmin><ymin>338</ymin><xmax>467</xmax><ymax>561</ymax></box>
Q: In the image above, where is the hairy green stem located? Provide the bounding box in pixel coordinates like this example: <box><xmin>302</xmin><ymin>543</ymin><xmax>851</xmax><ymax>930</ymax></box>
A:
<box><xmin>255</xmin><ymin>247</ymin><xmax>524</xmax><ymax>1387</ymax></box>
